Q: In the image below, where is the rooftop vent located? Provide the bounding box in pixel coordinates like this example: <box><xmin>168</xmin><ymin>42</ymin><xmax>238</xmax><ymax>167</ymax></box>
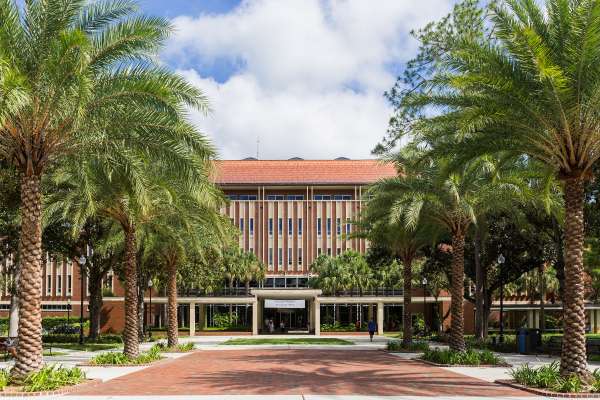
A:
<box><xmin>243</xmin><ymin>157</ymin><xmax>258</xmax><ymax>160</ymax></box>
<box><xmin>335</xmin><ymin>156</ymin><xmax>350</xmax><ymax>160</ymax></box>
<box><xmin>288</xmin><ymin>157</ymin><xmax>304</xmax><ymax>160</ymax></box>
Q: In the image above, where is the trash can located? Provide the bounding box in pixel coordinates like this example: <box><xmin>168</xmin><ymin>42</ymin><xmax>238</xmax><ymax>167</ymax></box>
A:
<box><xmin>517</xmin><ymin>328</ymin><xmax>541</xmax><ymax>354</ymax></box>
<box><xmin>517</xmin><ymin>328</ymin><xmax>528</xmax><ymax>354</ymax></box>
<box><xmin>528</xmin><ymin>328</ymin><xmax>541</xmax><ymax>350</ymax></box>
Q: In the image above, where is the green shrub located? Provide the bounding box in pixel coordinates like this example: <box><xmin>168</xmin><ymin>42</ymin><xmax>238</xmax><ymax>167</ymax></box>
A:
<box><xmin>510</xmin><ymin>362</ymin><xmax>591</xmax><ymax>393</ymax></box>
<box><xmin>212</xmin><ymin>313</ymin><xmax>239</xmax><ymax>329</ymax></box>
<box><xmin>102</xmin><ymin>288</ymin><xmax>115</xmax><ymax>297</ymax></box>
<box><xmin>0</xmin><ymin>369</ymin><xmax>8</xmax><ymax>390</ymax></box>
<box><xmin>387</xmin><ymin>340</ymin><xmax>429</xmax><ymax>352</ymax></box>
<box><xmin>152</xmin><ymin>341</ymin><xmax>194</xmax><ymax>352</ymax></box>
<box><xmin>320</xmin><ymin>322</ymin><xmax>357</xmax><ymax>332</ymax></box>
<box><xmin>89</xmin><ymin>347</ymin><xmax>162</xmax><ymax>365</ymax></box>
<box><xmin>422</xmin><ymin>348</ymin><xmax>502</xmax><ymax>365</ymax></box>
<box><xmin>43</xmin><ymin>334</ymin><xmax>122</xmax><ymax>344</ymax></box>
<box><xmin>22</xmin><ymin>365</ymin><xmax>85</xmax><ymax>392</ymax></box>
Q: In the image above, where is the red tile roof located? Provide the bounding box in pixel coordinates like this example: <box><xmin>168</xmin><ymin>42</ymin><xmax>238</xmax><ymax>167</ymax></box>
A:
<box><xmin>214</xmin><ymin>159</ymin><xmax>397</xmax><ymax>185</ymax></box>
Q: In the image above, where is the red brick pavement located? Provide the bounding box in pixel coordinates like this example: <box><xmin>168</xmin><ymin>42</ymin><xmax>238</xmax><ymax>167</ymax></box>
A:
<box><xmin>71</xmin><ymin>349</ymin><xmax>532</xmax><ymax>396</ymax></box>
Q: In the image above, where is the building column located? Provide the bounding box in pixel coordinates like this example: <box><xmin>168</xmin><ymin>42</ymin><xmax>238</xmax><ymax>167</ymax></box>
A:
<box><xmin>314</xmin><ymin>299</ymin><xmax>321</xmax><ymax>336</ymax></box>
<box><xmin>189</xmin><ymin>302</ymin><xmax>196</xmax><ymax>336</ymax></box>
<box><xmin>377</xmin><ymin>302</ymin><xmax>384</xmax><ymax>335</ymax></box>
<box><xmin>527</xmin><ymin>310</ymin><xmax>534</xmax><ymax>328</ymax></box>
<box><xmin>252</xmin><ymin>301</ymin><xmax>258</xmax><ymax>336</ymax></box>
<box><xmin>533</xmin><ymin>310</ymin><xmax>540</xmax><ymax>329</ymax></box>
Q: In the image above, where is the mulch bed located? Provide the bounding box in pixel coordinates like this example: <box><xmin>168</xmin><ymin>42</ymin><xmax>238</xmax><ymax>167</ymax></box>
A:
<box><xmin>495</xmin><ymin>379</ymin><xmax>600</xmax><ymax>398</ymax></box>
<box><xmin>0</xmin><ymin>379</ymin><xmax>100</xmax><ymax>397</ymax></box>
<box><xmin>417</xmin><ymin>358</ymin><xmax>511</xmax><ymax>368</ymax></box>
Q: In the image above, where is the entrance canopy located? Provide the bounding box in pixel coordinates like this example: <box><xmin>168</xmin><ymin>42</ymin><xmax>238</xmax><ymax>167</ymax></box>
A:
<box><xmin>251</xmin><ymin>289</ymin><xmax>322</xmax><ymax>299</ymax></box>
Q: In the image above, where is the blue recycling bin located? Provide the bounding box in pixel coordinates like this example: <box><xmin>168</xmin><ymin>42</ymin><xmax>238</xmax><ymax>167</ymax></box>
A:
<box><xmin>517</xmin><ymin>328</ymin><xmax>527</xmax><ymax>354</ymax></box>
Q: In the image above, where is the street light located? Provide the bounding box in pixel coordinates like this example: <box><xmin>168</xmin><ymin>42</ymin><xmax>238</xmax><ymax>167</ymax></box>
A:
<box><xmin>67</xmin><ymin>297</ymin><xmax>71</xmax><ymax>324</ymax></box>
<box><xmin>147</xmin><ymin>279</ymin><xmax>153</xmax><ymax>339</ymax></box>
<box><xmin>498</xmin><ymin>253</ymin><xmax>506</xmax><ymax>343</ymax></box>
<box><xmin>78</xmin><ymin>255</ymin><xmax>86</xmax><ymax>345</ymax></box>
<box><xmin>422</xmin><ymin>277</ymin><xmax>428</xmax><ymax>333</ymax></box>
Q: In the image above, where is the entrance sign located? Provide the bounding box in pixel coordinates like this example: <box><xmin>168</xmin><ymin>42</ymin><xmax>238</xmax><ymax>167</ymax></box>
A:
<box><xmin>264</xmin><ymin>299</ymin><xmax>305</xmax><ymax>309</ymax></box>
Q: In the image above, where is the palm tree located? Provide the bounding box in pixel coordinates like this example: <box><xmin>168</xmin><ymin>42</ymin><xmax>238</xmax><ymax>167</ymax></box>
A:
<box><xmin>361</xmin><ymin>196</ymin><xmax>436</xmax><ymax>345</ymax></box>
<box><xmin>0</xmin><ymin>0</ymin><xmax>209</xmax><ymax>376</ymax></box>
<box><xmin>377</xmin><ymin>150</ymin><xmax>526</xmax><ymax>351</ymax></box>
<box><xmin>404</xmin><ymin>0</ymin><xmax>600</xmax><ymax>377</ymax></box>
<box><xmin>47</xmin><ymin>131</ymin><xmax>215</xmax><ymax>357</ymax></box>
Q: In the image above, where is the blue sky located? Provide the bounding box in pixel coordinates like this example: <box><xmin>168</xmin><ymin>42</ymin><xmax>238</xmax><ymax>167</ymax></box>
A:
<box><xmin>139</xmin><ymin>0</ymin><xmax>456</xmax><ymax>160</ymax></box>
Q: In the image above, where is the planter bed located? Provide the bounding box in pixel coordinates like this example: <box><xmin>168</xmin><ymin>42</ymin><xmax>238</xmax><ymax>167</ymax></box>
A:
<box><xmin>496</xmin><ymin>379</ymin><xmax>600</xmax><ymax>398</ymax></box>
<box><xmin>0</xmin><ymin>379</ymin><xmax>100</xmax><ymax>397</ymax></box>
<box><xmin>78</xmin><ymin>358</ymin><xmax>165</xmax><ymax>367</ymax></box>
<box><xmin>417</xmin><ymin>358</ymin><xmax>511</xmax><ymax>368</ymax></box>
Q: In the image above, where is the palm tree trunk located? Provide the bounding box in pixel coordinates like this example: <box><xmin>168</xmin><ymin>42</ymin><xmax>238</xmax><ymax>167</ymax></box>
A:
<box><xmin>13</xmin><ymin>175</ymin><xmax>43</xmax><ymax>378</ymax></box>
<box><xmin>449</xmin><ymin>231</ymin><xmax>466</xmax><ymax>352</ymax></box>
<box><xmin>560</xmin><ymin>178</ymin><xmax>588</xmax><ymax>378</ymax></box>
<box><xmin>474</xmin><ymin>228</ymin><xmax>485</xmax><ymax>341</ymax></box>
<box><xmin>87</xmin><ymin>269</ymin><xmax>103</xmax><ymax>341</ymax></box>
<box><xmin>402</xmin><ymin>257</ymin><xmax>413</xmax><ymax>346</ymax></box>
<box><xmin>166</xmin><ymin>257</ymin><xmax>179</xmax><ymax>348</ymax></box>
<box><xmin>122</xmin><ymin>225</ymin><xmax>139</xmax><ymax>358</ymax></box>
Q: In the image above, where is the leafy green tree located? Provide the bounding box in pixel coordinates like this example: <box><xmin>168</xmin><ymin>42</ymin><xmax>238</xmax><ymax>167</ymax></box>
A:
<box><xmin>362</xmin><ymin>184</ymin><xmax>438</xmax><ymax>345</ymax></box>
<box><xmin>0</xmin><ymin>0</ymin><xmax>209</xmax><ymax>376</ymax></box>
<box><xmin>398</xmin><ymin>0</ymin><xmax>600</xmax><ymax>378</ymax></box>
<box><xmin>376</xmin><ymin>149</ymin><xmax>528</xmax><ymax>351</ymax></box>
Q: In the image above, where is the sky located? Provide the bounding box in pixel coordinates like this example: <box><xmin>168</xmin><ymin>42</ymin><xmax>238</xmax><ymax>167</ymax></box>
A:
<box><xmin>140</xmin><ymin>0</ymin><xmax>456</xmax><ymax>160</ymax></box>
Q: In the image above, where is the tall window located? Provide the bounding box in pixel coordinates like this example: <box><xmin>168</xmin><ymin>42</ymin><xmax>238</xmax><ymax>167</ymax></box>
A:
<box><xmin>317</xmin><ymin>218</ymin><xmax>322</xmax><ymax>236</ymax></box>
<box><xmin>336</xmin><ymin>218</ymin><xmax>341</xmax><ymax>235</ymax></box>
<box><xmin>56</xmin><ymin>274</ymin><xmax>62</xmax><ymax>296</ymax></box>
<box><xmin>318</xmin><ymin>248</ymin><xmax>322</xmax><ymax>256</ymax></box>
<box><xmin>327</xmin><ymin>247</ymin><xmax>332</xmax><ymax>256</ymax></box>
<box><xmin>288</xmin><ymin>218</ymin><xmax>292</xmax><ymax>236</ymax></box>
<box><xmin>298</xmin><ymin>218</ymin><xmax>303</xmax><ymax>235</ymax></box>
<box><xmin>346</xmin><ymin>218</ymin><xmax>351</xmax><ymax>235</ymax></box>
<box><xmin>278</xmin><ymin>218</ymin><xmax>283</xmax><ymax>235</ymax></box>
<box><xmin>239</xmin><ymin>218</ymin><xmax>244</xmax><ymax>232</ymax></box>
<box><xmin>269</xmin><ymin>218</ymin><xmax>273</xmax><ymax>236</ymax></box>
<box><xmin>249</xmin><ymin>218</ymin><xmax>254</xmax><ymax>236</ymax></box>
<box><xmin>46</xmin><ymin>272</ymin><xmax>52</xmax><ymax>296</ymax></box>
<box><xmin>298</xmin><ymin>248</ymin><xmax>303</xmax><ymax>265</ymax></box>
<box><xmin>67</xmin><ymin>260</ymin><xmax>72</xmax><ymax>295</ymax></box>
<box><xmin>326</xmin><ymin>218</ymin><xmax>331</xmax><ymax>236</ymax></box>
<box><xmin>278</xmin><ymin>248</ymin><xmax>283</xmax><ymax>266</ymax></box>
<box><xmin>288</xmin><ymin>248</ymin><xmax>293</xmax><ymax>265</ymax></box>
<box><xmin>268</xmin><ymin>248</ymin><xmax>273</xmax><ymax>265</ymax></box>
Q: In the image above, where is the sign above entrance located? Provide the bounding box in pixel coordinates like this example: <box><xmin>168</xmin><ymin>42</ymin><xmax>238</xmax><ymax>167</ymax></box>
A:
<box><xmin>264</xmin><ymin>299</ymin><xmax>305</xmax><ymax>309</ymax></box>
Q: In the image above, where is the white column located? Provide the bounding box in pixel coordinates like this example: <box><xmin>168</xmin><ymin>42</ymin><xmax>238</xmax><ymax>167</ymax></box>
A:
<box><xmin>314</xmin><ymin>299</ymin><xmax>321</xmax><ymax>336</ymax></box>
<box><xmin>590</xmin><ymin>308</ymin><xmax>595</xmax><ymax>333</ymax></box>
<box><xmin>377</xmin><ymin>302</ymin><xmax>384</xmax><ymax>335</ymax></box>
<box><xmin>189</xmin><ymin>302</ymin><xmax>196</xmax><ymax>336</ymax></box>
<box><xmin>534</xmin><ymin>310</ymin><xmax>540</xmax><ymax>329</ymax></box>
<box><xmin>527</xmin><ymin>310</ymin><xmax>534</xmax><ymax>328</ymax></box>
<box><xmin>252</xmin><ymin>301</ymin><xmax>258</xmax><ymax>335</ymax></box>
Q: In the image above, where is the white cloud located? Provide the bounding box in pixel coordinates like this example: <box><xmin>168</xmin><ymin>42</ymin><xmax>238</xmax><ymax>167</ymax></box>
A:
<box><xmin>166</xmin><ymin>0</ymin><xmax>455</xmax><ymax>159</ymax></box>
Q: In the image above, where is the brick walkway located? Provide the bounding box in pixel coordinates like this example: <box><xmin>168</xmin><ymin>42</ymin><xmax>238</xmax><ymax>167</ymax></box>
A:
<box><xmin>71</xmin><ymin>349</ymin><xmax>531</xmax><ymax>396</ymax></box>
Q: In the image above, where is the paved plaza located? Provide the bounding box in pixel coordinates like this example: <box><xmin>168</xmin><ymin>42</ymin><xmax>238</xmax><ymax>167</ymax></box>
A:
<box><xmin>3</xmin><ymin>335</ymin><xmax>579</xmax><ymax>398</ymax></box>
<box><xmin>70</xmin><ymin>348</ymin><xmax>529</xmax><ymax>397</ymax></box>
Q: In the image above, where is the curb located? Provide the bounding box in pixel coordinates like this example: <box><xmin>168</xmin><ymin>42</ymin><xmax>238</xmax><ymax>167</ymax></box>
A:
<box><xmin>495</xmin><ymin>379</ymin><xmax>600</xmax><ymax>398</ymax></box>
<box><xmin>0</xmin><ymin>379</ymin><xmax>100</xmax><ymax>397</ymax></box>
<box><xmin>416</xmin><ymin>358</ymin><xmax>511</xmax><ymax>368</ymax></box>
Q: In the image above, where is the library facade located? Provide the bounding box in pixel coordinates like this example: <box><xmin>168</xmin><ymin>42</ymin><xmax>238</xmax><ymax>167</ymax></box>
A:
<box><xmin>4</xmin><ymin>158</ymin><xmax>600</xmax><ymax>335</ymax></box>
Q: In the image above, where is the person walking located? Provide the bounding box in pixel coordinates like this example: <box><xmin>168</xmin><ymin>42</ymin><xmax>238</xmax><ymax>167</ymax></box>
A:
<box><xmin>368</xmin><ymin>319</ymin><xmax>377</xmax><ymax>342</ymax></box>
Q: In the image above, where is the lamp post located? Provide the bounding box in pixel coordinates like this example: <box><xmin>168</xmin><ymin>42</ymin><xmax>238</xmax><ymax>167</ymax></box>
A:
<box><xmin>147</xmin><ymin>279</ymin><xmax>153</xmax><ymax>338</ymax></box>
<box><xmin>78</xmin><ymin>255</ymin><xmax>86</xmax><ymax>345</ymax></box>
<box><xmin>422</xmin><ymin>277</ymin><xmax>428</xmax><ymax>332</ymax></box>
<box><xmin>498</xmin><ymin>253</ymin><xmax>505</xmax><ymax>343</ymax></box>
<box><xmin>67</xmin><ymin>297</ymin><xmax>71</xmax><ymax>324</ymax></box>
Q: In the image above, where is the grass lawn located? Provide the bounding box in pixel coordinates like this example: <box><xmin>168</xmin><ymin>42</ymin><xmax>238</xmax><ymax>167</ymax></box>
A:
<box><xmin>45</xmin><ymin>343</ymin><xmax>121</xmax><ymax>352</ymax></box>
<box><xmin>221</xmin><ymin>338</ymin><xmax>353</xmax><ymax>346</ymax></box>
<box><xmin>43</xmin><ymin>350</ymin><xmax>67</xmax><ymax>357</ymax></box>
